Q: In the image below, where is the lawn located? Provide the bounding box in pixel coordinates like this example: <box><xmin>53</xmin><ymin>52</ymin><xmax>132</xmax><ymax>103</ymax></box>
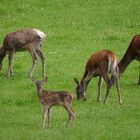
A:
<box><xmin>0</xmin><ymin>0</ymin><xmax>140</xmax><ymax>140</ymax></box>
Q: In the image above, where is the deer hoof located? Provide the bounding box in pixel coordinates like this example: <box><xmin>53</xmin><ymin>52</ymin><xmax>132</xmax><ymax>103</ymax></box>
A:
<box><xmin>97</xmin><ymin>98</ymin><xmax>101</xmax><ymax>102</ymax></box>
<box><xmin>10</xmin><ymin>72</ymin><xmax>14</xmax><ymax>76</ymax></box>
<box><xmin>83</xmin><ymin>97</ymin><xmax>86</xmax><ymax>101</ymax></box>
<box><xmin>7</xmin><ymin>73</ymin><xmax>11</xmax><ymax>78</ymax></box>
<box><xmin>119</xmin><ymin>100</ymin><xmax>123</xmax><ymax>105</ymax></box>
<box><xmin>28</xmin><ymin>73</ymin><xmax>33</xmax><ymax>78</ymax></box>
<box><xmin>104</xmin><ymin>100</ymin><xmax>108</xmax><ymax>105</ymax></box>
<box><xmin>42</xmin><ymin>75</ymin><xmax>45</xmax><ymax>78</ymax></box>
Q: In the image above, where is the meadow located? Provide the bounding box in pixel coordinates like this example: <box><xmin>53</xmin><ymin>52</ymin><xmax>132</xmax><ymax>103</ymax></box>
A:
<box><xmin>0</xmin><ymin>0</ymin><xmax>140</xmax><ymax>139</ymax></box>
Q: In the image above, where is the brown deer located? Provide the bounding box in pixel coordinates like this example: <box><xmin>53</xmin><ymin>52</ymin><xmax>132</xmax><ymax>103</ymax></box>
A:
<box><xmin>31</xmin><ymin>77</ymin><xmax>76</xmax><ymax>129</ymax></box>
<box><xmin>74</xmin><ymin>50</ymin><xmax>122</xmax><ymax>104</ymax></box>
<box><xmin>118</xmin><ymin>35</ymin><xmax>140</xmax><ymax>85</ymax></box>
<box><xmin>0</xmin><ymin>28</ymin><xmax>46</xmax><ymax>78</ymax></box>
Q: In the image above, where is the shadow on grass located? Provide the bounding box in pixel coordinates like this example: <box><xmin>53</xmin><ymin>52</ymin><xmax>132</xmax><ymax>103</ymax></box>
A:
<box><xmin>1</xmin><ymin>99</ymin><xmax>35</xmax><ymax>107</ymax></box>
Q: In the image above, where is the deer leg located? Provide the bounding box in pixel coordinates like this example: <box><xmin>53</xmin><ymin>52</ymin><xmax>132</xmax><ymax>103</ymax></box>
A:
<box><xmin>47</xmin><ymin>107</ymin><xmax>51</xmax><ymax>128</ymax></box>
<box><xmin>67</xmin><ymin>105</ymin><xmax>76</xmax><ymax>126</ymax></box>
<box><xmin>113</xmin><ymin>68</ymin><xmax>123</xmax><ymax>104</ymax></box>
<box><xmin>66</xmin><ymin>112</ymin><xmax>71</xmax><ymax>127</ymax></box>
<box><xmin>42</xmin><ymin>106</ymin><xmax>48</xmax><ymax>129</ymax></box>
<box><xmin>36</xmin><ymin>48</ymin><xmax>45</xmax><ymax>78</ymax></box>
<box><xmin>64</xmin><ymin>104</ymin><xmax>76</xmax><ymax>127</ymax></box>
<box><xmin>97</xmin><ymin>76</ymin><xmax>103</xmax><ymax>102</ymax></box>
<box><xmin>7</xmin><ymin>51</ymin><xmax>14</xmax><ymax>77</ymax></box>
<box><xmin>110</xmin><ymin>75</ymin><xmax>114</xmax><ymax>86</ymax></box>
<box><xmin>70</xmin><ymin>106</ymin><xmax>76</xmax><ymax>126</ymax></box>
<box><xmin>102</xmin><ymin>73</ymin><xmax>112</xmax><ymax>104</ymax></box>
<box><xmin>0</xmin><ymin>47</ymin><xmax>6</xmax><ymax>70</ymax></box>
<box><xmin>114</xmin><ymin>76</ymin><xmax>123</xmax><ymax>105</ymax></box>
<box><xmin>29</xmin><ymin>51</ymin><xmax>38</xmax><ymax>78</ymax></box>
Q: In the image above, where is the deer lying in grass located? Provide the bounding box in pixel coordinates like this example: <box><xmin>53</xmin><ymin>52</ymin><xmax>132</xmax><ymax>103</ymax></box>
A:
<box><xmin>31</xmin><ymin>77</ymin><xmax>76</xmax><ymax>129</ymax></box>
<box><xmin>0</xmin><ymin>28</ymin><xmax>46</xmax><ymax>78</ymax></box>
<box><xmin>74</xmin><ymin>50</ymin><xmax>122</xmax><ymax>104</ymax></box>
<box><xmin>119</xmin><ymin>35</ymin><xmax>140</xmax><ymax>85</ymax></box>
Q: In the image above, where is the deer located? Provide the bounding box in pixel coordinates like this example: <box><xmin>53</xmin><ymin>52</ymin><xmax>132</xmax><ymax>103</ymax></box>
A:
<box><xmin>0</xmin><ymin>28</ymin><xmax>46</xmax><ymax>78</ymax></box>
<box><xmin>118</xmin><ymin>35</ymin><xmax>140</xmax><ymax>85</ymax></box>
<box><xmin>74</xmin><ymin>50</ymin><xmax>123</xmax><ymax>104</ymax></box>
<box><xmin>31</xmin><ymin>77</ymin><xmax>76</xmax><ymax>129</ymax></box>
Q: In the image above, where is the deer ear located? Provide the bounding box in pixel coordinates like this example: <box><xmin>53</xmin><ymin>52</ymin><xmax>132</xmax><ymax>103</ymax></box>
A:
<box><xmin>74</xmin><ymin>78</ymin><xmax>79</xmax><ymax>85</ymax></box>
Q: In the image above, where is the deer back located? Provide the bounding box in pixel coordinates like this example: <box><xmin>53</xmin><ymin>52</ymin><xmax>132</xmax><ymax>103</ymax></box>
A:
<box><xmin>86</xmin><ymin>50</ymin><xmax>118</xmax><ymax>74</ymax></box>
<box><xmin>38</xmin><ymin>90</ymin><xmax>73</xmax><ymax>106</ymax></box>
<box><xmin>2</xmin><ymin>29</ymin><xmax>45</xmax><ymax>52</ymax></box>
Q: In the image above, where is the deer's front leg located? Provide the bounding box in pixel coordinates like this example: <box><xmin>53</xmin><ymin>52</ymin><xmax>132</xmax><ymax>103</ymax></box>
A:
<box><xmin>47</xmin><ymin>107</ymin><xmax>51</xmax><ymax>128</ymax></box>
<box><xmin>42</xmin><ymin>106</ymin><xmax>48</xmax><ymax>129</ymax></box>
<box><xmin>7</xmin><ymin>51</ymin><xmax>14</xmax><ymax>77</ymax></box>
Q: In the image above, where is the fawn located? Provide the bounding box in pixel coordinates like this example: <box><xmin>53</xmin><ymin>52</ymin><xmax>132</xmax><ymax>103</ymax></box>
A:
<box><xmin>31</xmin><ymin>77</ymin><xmax>76</xmax><ymax>128</ymax></box>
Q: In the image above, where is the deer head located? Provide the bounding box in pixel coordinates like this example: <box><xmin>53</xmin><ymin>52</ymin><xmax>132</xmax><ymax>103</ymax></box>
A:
<box><xmin>74</xmin><ymin>78</ymin><xmax>86</xmax><ymax>100</ymax></box>
<box><xmin>31</xmin><ymin>77</ymin><xmax>48</xmax><ymax>88</ymax></box>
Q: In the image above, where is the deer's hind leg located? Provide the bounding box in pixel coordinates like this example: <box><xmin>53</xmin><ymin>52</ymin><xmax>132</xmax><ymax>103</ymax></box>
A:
<box><xmin>28</xmin><ymin>48</ymin><xmax>38</xmax><ymax>78</ymax></box>
<box><xmin>101</xmin><ymin>72</ymin><xmax>112</xmax><ymax>104</ymax></box>
<box><xmin>100</xmin><ymin>66</ymin><xmax>112</xmax><ymax>104</ymax></box>
<box><xmin>112</xmin><ymin>67</ymin><xmax>122</xmax><ymax>104</ymax></box>
<box><xmin>64</xmin><ymin>104</ymin><xmax>76</xmax><ymax>127</ymax></box>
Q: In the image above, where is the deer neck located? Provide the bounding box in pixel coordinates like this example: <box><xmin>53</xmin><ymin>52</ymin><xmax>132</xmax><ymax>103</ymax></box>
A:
<box><xmin>36</xmin><ymin>85</ymin><xmax>43</xmax><ymax>98</ymax></box>
<box><xmin>81</xmin><ymin>70</ymin><xmax>91</xmax><ymax>93</ymax></box>
<box><xmin>119</xmin><ymin>53</ymin><xmax>133</xmax><ymax>74</ymax></box>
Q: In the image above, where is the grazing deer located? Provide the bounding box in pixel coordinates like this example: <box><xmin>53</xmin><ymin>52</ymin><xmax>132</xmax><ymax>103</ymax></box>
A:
<box><xmin>74</xmin><ymin>50</ymin><xmax>122</xmax><ymax>104</ymax></box>
<box><xmin>0</xmin><ymin>28</ymin><xmax>46</xmax><ymax>78</ymax></box>
<box><xmin>119</xmin><ymin>35</ymin><xmax>140</xmax><ymax>85</ymax></box>
<box><xmin>31</xmin><ymin>77</ymin><xmax>76</xmax><ymax>129</ymax></box>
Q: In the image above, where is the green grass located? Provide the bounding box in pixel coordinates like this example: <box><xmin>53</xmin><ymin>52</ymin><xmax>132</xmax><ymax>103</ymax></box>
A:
<box><xmin>0</xmin><ymin>0</ymin><xmax>140</xmax><ymax>139</ymax></box>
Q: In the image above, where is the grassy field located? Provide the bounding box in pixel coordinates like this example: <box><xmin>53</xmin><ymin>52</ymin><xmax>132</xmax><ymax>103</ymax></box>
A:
<box><xmin>0</xmin><ymin>0</ymin><xmax>140</xmax><ymax>139</ymax></box>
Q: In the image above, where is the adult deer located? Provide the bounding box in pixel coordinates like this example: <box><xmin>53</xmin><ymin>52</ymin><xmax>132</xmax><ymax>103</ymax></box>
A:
<box><xmin>118</xmin><ymin>35</ymin><xmax>140</xmax><ymax>85</ymax></box>
<box><xmin>0</xmin><ymin>28</ymin><xmax>46</xmax><ymax>78</ymax></box>
<box><xmin>31</xmin><ymin>77</ymin><xmax>76</xmax><ymax>128</ymax></box>
<box><xmin>74</xmin><ymin>50</ymin><xmax>122</xmax><ymax>104</ymax></box>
